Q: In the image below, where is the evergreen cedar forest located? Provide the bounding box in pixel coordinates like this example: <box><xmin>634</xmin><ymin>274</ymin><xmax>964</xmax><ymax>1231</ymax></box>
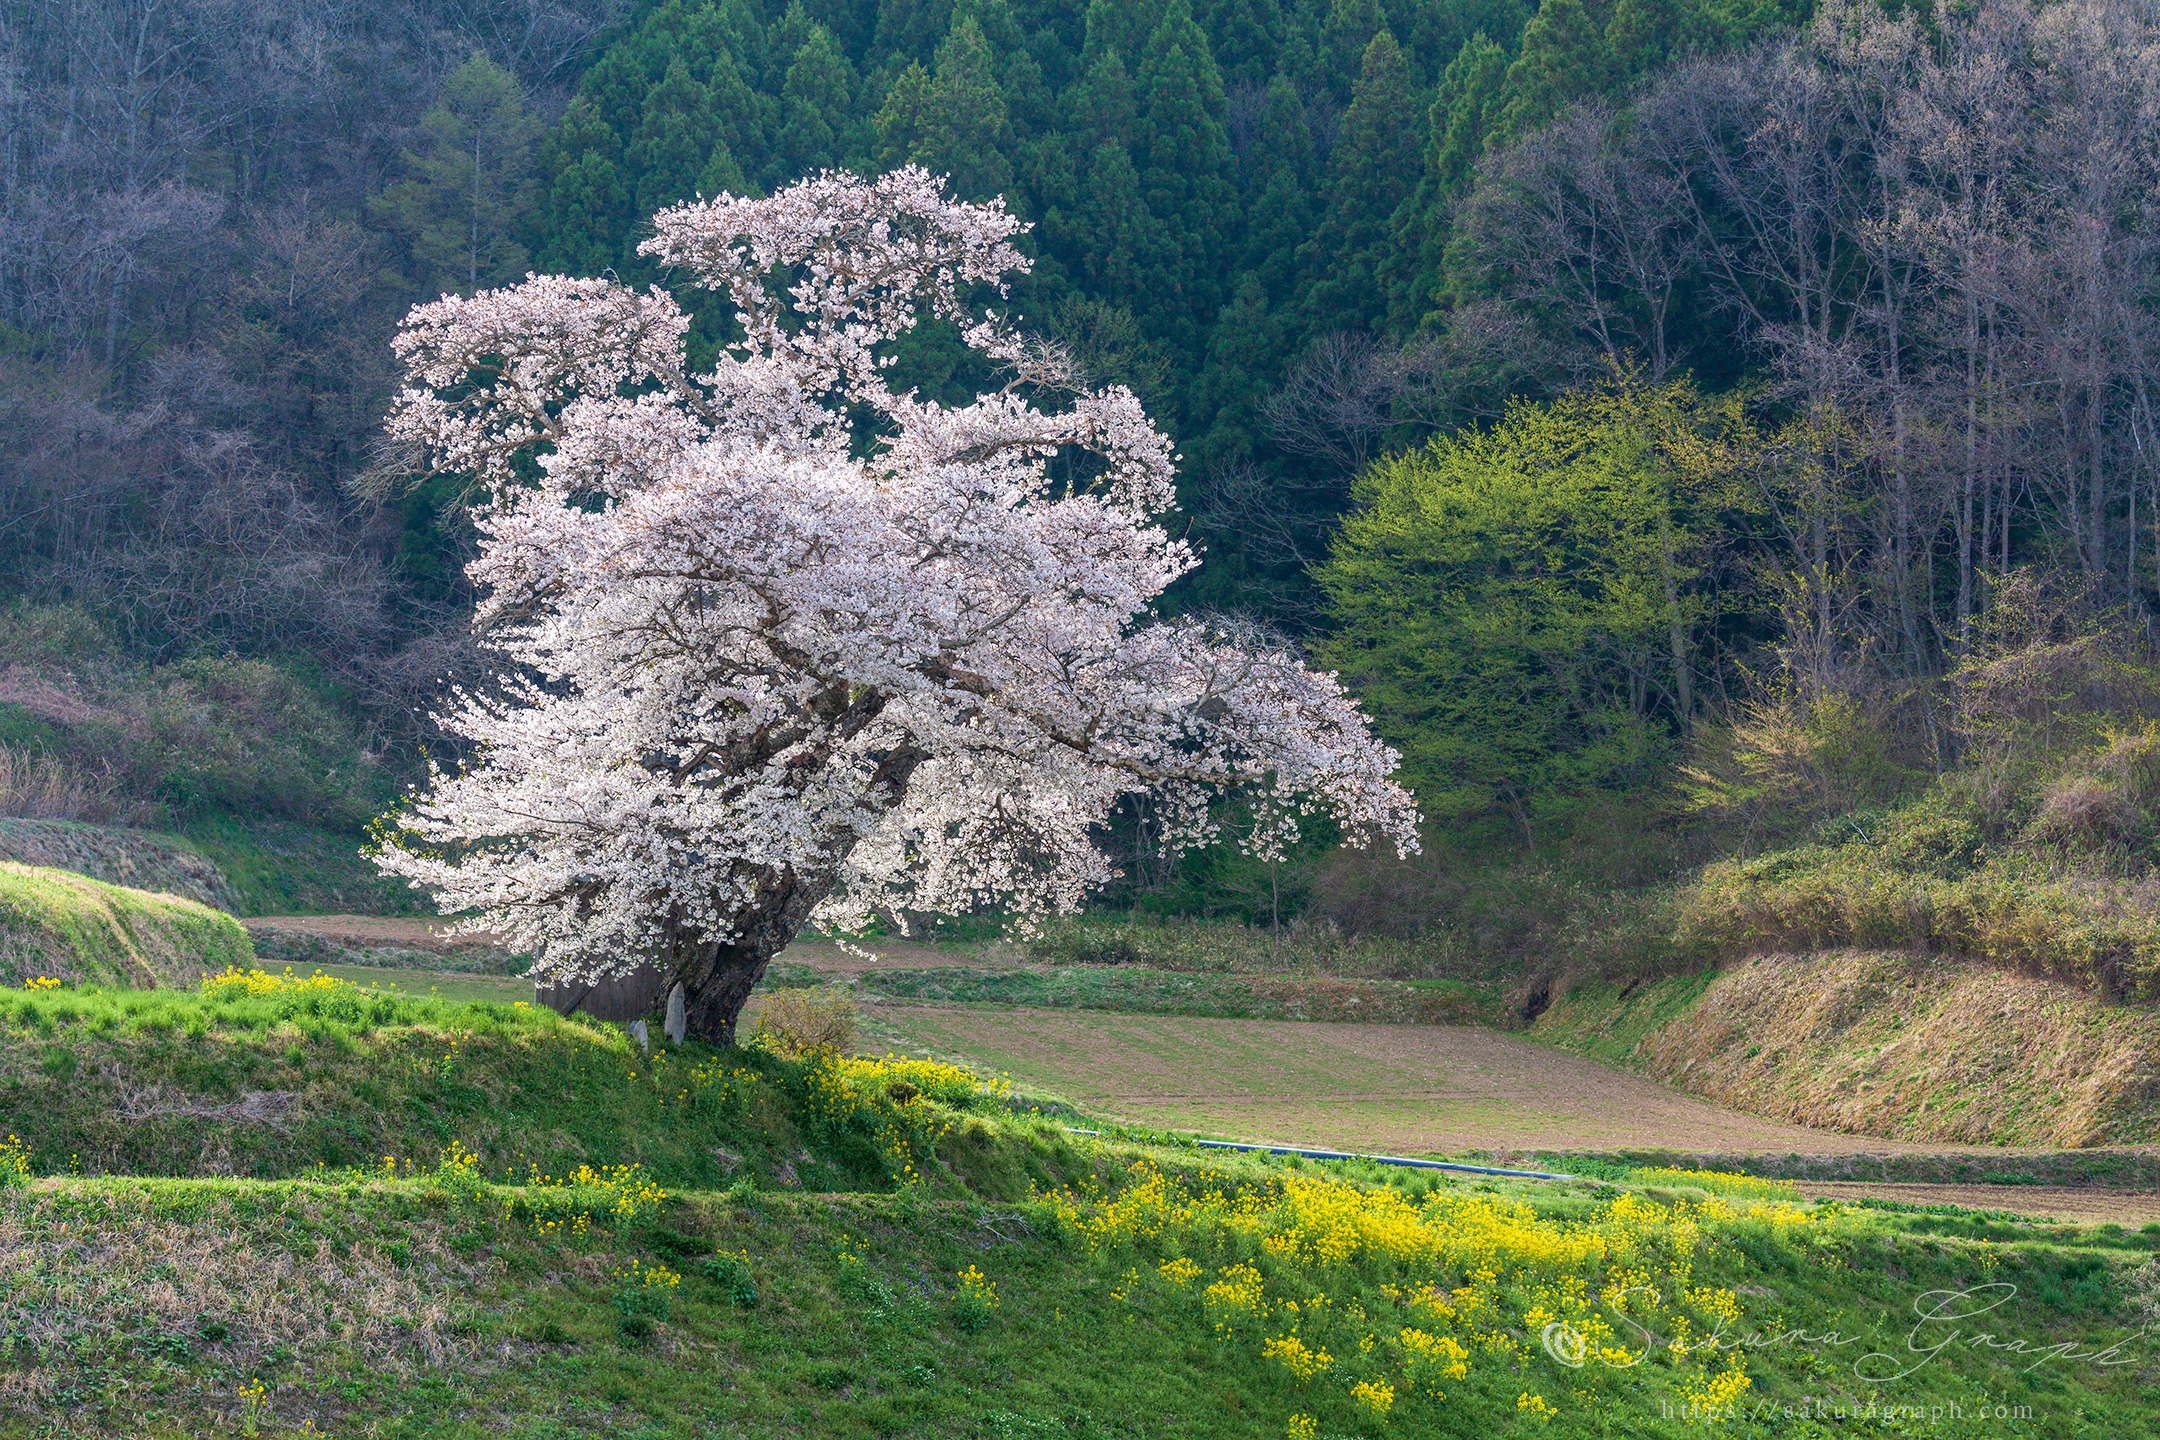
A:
<box><xmin>8</xmin><ymin>0</ymin><xmax>2160</xmax><ymax>1435</ymax></box>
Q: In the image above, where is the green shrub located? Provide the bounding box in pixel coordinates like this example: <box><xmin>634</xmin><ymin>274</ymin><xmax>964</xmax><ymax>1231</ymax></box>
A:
<box><xmin>750</xmin><ymin>986</ymin><xmax>859</xmax><ymax>1058</ymax></box>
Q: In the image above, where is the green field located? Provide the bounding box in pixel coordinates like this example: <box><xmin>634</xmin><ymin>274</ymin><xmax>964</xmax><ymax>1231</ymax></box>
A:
<box><xmin>307</xmin><ymin>960</ymin><xmax>534</xmax><ymax>1006</ymax></box>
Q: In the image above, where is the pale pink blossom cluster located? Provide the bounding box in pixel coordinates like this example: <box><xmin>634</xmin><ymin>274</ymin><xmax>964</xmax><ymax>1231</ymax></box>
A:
<box><xmin>375</xmin><ymin>168</ymin><xmax>1416</xmax><ymax>996</ymax></box>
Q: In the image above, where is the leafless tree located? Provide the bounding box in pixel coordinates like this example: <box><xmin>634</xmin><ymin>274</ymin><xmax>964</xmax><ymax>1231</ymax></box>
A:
<box><xmin>1261</xmin><ymin>307</ymin><xmax>1540</xmax><ymax>474</ymax></box>
<box><xmin>1459</xmin><ymin>101</ymin><xmax>1701</xmax><ymax>382</ymax></box>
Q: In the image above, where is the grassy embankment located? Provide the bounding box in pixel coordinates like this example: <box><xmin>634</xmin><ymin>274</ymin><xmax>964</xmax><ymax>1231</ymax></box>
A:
<box><xmin>1529</xmin><ymin>954</ymin><xmax>2160</xmax><ymax>1150</ymax></box>
<box><xmin>1498</xmin><ymin>738</ymin><xmax>2160</xmax><ymax>1149</ymax></box>
<box><xmin>2</xmin><ymin>970</ymin><xmax>2157</xmax><ymax>1437</ymax></box>
<box><xmin>0</xmin><ymin>861</ymin><xmax>250</xmax><ymax>989</ymax></box>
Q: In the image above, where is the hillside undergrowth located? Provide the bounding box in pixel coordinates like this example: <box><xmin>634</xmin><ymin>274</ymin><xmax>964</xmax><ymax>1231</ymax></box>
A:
<box><xmin>2</xmin><ymin>1138</ymin><xmax>2152</xmax><ymax>1436</ymax></box>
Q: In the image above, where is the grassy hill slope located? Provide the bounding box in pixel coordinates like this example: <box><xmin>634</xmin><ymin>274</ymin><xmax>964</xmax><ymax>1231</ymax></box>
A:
<box><xmin>0</xmin><ymin>969</ymin><xmax>1019</xmax><ymax>1191</ymax></box>
<box><xmin>0</xmin><ymin>970</ymin><xmax>2155</xmax><ymax>1436</ymax></box>
<box><xmin>0</xmin><ymin>862</ymin><xmax>251</xmax><ymax>989</ymax></box>
<box><xmin>1532</xmin><ymin>952</ymin><xmax>2160</xmax><ymax>1147</ymax></box>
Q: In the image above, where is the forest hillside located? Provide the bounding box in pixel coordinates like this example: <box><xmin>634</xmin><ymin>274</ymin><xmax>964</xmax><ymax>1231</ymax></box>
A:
<box><xmin>11</xmin><ymin>0</ymin><xmax>2160</xmax><ymax>991</ymax></box>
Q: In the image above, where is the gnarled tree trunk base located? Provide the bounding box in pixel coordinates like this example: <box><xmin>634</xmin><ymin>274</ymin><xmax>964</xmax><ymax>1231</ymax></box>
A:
<box><xmin>670</xmin><ymin>874</ymin><xmax>827</xmax><ymax>1047</ymax></box>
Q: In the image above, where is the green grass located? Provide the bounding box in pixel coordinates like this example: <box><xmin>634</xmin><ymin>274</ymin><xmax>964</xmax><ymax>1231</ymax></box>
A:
<box><xmin>0</xmin><ymin>861</ymin><xmax>251</xmax><ymax>987</ymax></box>
<box><xmin>857</xmin><ymin>1005</ymin><xmax>1818</xmax><ymax>1160</ymax></box>
<box><xmin>1527</xmin><ymin>972</ymin><xmax>1721</xmax><ymax>1068</ymax></box>
<box><xmin>306</xmin><ymin>961</ymin><xmax>533</xmax><ymax>1005</ymax></box>
<box><xmin>1023</xmin><ymin>912</ymin><xmax>1517</xmax><ymax>982</ymax></box>
<box><xmin>0</xmin><ymin>975</ymin><xmax>997</xmax><ymax>1190</ymax></box>
<box><xmin>180</xmin><ymin>812</ymin><xmax>432</xmax><ymax>916</ymax></box>
<box><xmin>855</xmin><ymin>964</ymin><xmax>1498</xmax><ymax>1025</ymax></box>
<box><xmin>2</xmin><ymin>971</ymin><xmax>2156</xmax><ymax>1435</ymax></box>
<box><xmin>4</xmin><ymin>1140</ymin><xmax>2155</xmax><ymax>1437</ymax></box>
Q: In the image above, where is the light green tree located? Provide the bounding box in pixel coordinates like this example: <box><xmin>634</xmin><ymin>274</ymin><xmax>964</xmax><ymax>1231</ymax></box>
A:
<box><xmin>373</xmin><ymin>55</ymin><xmax>541</xmax><ymax>295</ymax></box>
<box><xmin>1317</xmin><ymin>381</ymin><xmax>1752</xmax><ymax>845</ymax></box>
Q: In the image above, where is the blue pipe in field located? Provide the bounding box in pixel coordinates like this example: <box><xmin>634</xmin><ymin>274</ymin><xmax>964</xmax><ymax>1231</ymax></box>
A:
<box><xmin>1059</xmin><ymin>1128</ymin><xmax>1579</xmax><ymax>1182</ymax></box>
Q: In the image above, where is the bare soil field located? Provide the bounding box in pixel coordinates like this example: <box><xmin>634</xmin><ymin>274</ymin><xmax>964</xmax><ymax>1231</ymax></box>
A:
<box><xmin>863</xmin><ymin>1005</ymin><xmax>2160</xmax><ymax>1221</ymax></box>
<box><xmin>860</xmin><ymin>1006</ymin><xmax>1988</xmax><ymax>1154</ymax></box>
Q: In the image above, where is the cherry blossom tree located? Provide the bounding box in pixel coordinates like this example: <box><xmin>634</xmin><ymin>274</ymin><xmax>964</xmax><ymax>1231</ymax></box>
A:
<box><xmin>374</xmin><ymin>168</ymin><xmax>1417</xmax><ymax>1045</ymax></box>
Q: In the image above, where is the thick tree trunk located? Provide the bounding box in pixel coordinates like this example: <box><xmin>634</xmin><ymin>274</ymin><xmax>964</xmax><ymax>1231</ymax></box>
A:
<box><xmin>665</xmin><ymin>741</ymin><xmax>927</xmax><ymax>1047</ymax></box>
<box><xmin>668</xmin><ymin>872</ymin><xmax>833</xmax><ymax>1047</ymax></box>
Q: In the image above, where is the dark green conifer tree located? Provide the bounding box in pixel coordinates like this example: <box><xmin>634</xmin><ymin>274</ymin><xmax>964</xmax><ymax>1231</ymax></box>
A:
<box><xmin>1491</xmin><ymin>0</ymin><xmax>1609</xmax><ymax>144</ymax></box>
<box><xmin>764</xmin><ymin>2</ymin><xmax>817</xmax><ymax>91</ymax></box>
<box><xmin>1193</xmin><ymin>271</ymin><xmax>1291</xmax><ymax>465</ymax></box>
<box><xmin>1238</xmin><ymin>74</ymin><xmax>1316</xmax><ymax>307</ymax></box>
<box><xmin>1066</xmin><ymin>140</ymin><xmax>1172</xmax><ymax>310</ymax></box>
<box><xmin>1202</xmin><ymin>0</ymin><xmax>1287</xmax><ymax>87</ymax></box>
<box><xmin>1387</xmin><ymin>0</ymin><xmax>1536</xmax><ymax>77</ymax></box>
<box><xmin>1604</xmin><ymin>0</ymin><xmax>1679</xmax><ymax>77</ymax></box>
<box><xmin>1135</xmin><ymin>0</ymin><xmax>1239</xmax><ymax>357</ymax></box>
<box><xmin>536</xmin><ymin>95</ymin><xmax>629</xmax><ymax>276</ymax></box>
<box><xmin>1079</xmin><ymin>0</ymin><xmax>1157</xmax><ymax>74</ymax></box>
<box><xmin>919</xmin><ymin>16</ymin><xmax>1016</xmax><ymax>199</ymax></box>
<box><xmin>1384</xmin><ymin>30</ymin><xmax>1508</xmax><ymax>327</ymax></box>
<box><xmin>873</xmin><ymin>62</ymin><xmax>933</xmax><ymax>171</ymax></box>
<box><xmin>575</xmin><ymin>0</ymin><xmax>713</xmax><ymax>140</ymax></box>
<box><xmin>872</xmin><ymin>0</ymin><xmax>957</xmax><ymax>66</ymax></box>
<box><xmin>1300</xmin><ymin>30</ymin><xmax>1422</xmax><ymax>331</ymax></box>
<box><xmin>1317</xmin><ymin>0</ymin><xmax>1386</xmax><ymax>103</ymax></box>
<box><xmin>705</xmin><ymin>51</ymin><xmax>772</xmax><ymax>187</ymax></box>
<box><xmin>629</xmin><ymin>59</ymin><xmax>720</xmax><ymax>219</ymax></box>
<box><xmin>806</xmin><ymin>0</ymin><xmax>880</xmax><ymax>59</ymax></box>
<box><xmin>1425</xmin><ymin>32</ymin><xmax>1511</xmax><ymax>196</ymax></box>
<box><xmin>1064</xmin><ymin>50</ymin><xmax>1136</xmax><ymax>148</ymax></box>
<box><xmin>777</xmin><ymin>26</ymin><xmax>859</xmax><ymax>175</ymax></box>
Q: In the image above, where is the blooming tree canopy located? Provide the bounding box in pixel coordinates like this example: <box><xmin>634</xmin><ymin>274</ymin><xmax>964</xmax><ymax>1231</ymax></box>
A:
<box><xmin>375</xmin><ymin>168</ymin><xmax>1417</xmax><ymax>1044</ymax></box>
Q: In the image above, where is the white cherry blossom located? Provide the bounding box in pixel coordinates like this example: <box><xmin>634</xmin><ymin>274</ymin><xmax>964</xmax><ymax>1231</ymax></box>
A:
<box><xmin>375</xmin><ymin>168</ymin><xmax>1416</xmax><ymax>1044</ymax></box>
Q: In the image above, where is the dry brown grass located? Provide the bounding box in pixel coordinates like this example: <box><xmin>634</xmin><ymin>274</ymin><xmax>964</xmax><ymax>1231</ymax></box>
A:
<box><xmin>1538</xmin><ymin>950</ymin><xmax>2160</xmax><ymax>1146</ymax></box>
<box><xmin>0</xmin><ymin>1183</ymin><xmax>514</xmax><ymax>1415</ymax></box>
<box><xmin>0</xmin><ymin>745</ymin><xmax>141</xmax><ymax>825</ymax></box>
<box><xmin>2029</xmin><ymin>774</ymin><xmax>2145</xmax><ymax>848</ymax></box>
